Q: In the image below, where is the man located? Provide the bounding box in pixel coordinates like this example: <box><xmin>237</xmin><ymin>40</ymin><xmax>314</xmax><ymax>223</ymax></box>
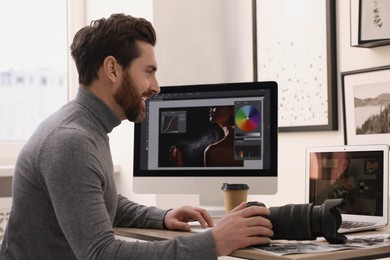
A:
<box><xmin>0</xmin><ymin>14</ymin><xmax>272</xmax><ymax>259</ymax></box>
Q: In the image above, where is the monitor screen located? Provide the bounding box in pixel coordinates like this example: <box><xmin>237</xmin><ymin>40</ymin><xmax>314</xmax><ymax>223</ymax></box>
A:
<box><xmin>133</xmin><ymin>81</ymin><xmax>278</xmax><ymax>214</ymax></box>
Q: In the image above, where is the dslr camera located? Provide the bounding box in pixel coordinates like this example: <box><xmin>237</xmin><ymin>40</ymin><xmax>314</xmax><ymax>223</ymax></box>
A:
<box><xmin>247</xmin><ymin>199</ymin><xmax>347</xmax><ymax>244</ymax></box>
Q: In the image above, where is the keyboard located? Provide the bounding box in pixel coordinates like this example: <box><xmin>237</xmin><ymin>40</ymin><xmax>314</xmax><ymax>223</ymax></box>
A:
<box><xmin>340</xmin><ymin>221</ymin><xmax>375</xmax><ymax>230</ymax></box>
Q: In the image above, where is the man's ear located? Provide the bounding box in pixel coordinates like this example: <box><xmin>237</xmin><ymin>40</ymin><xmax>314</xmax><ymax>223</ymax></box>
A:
<box><xmin>103</xmin><ymin>56</ymin><xmax>120</xmax><ymax>83</ymax></box>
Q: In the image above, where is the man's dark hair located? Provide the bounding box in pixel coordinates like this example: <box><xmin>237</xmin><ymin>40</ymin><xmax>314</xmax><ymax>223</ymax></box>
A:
<box><xmin>70</xmin><ymin>13</ymin><xmax>156</xmax><ymax>85</ymax></box>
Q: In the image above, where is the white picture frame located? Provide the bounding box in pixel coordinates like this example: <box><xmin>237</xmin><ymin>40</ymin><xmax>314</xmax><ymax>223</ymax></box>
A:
<box><xmin>342</xmin><ymin>66</ymin><xmax>390</xmax><ymax>145</ymax></box>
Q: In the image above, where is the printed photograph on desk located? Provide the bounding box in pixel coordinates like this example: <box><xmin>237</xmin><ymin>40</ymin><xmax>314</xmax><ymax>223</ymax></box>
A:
<box><xmin>252</xmin><ymin>233</ymin><xmax>390</xmax><ymax>256</ymax></box>
<box><xmin>342</xmin><ymin>65</ymin><xmax>390</xmax><ymax>145</ymax></box>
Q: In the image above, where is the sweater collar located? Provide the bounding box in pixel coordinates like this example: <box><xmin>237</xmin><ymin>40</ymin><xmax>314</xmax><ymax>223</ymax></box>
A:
<box><xmin>75</xmin><ymin>87</ymin><xmax>121</xmax><ymax>133</ymax></box>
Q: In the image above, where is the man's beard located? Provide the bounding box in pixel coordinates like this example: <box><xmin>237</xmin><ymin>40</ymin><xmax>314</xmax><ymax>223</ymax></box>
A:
<box><xmin>113</xmin><ymin>72</ymin><xmax>145</xmax><ymax>122</ymax></box>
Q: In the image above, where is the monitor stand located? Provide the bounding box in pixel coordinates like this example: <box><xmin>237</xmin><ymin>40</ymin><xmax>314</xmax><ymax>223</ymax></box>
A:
<box><xmin>198</xmin><ymin>191</ymin><xmax>226</xmax><ymax>218</ymax></box>
<box><xmin>155</xmin><ymin>193</ymin><xmax>226</xmax><ymax>218</ymax></box>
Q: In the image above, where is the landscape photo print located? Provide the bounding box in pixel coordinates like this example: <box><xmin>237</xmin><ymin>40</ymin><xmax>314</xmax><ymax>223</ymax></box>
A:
<box><xmin>342</xmin><ymin>66</ymin><xmax>390</xmax><ymax>145</ymax></box>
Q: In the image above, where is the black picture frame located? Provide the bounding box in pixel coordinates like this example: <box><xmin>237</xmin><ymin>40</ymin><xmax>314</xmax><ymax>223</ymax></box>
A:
<box><xmin>350</xmin><ymin>0</ymin><xmax>390</xmax><ymax>48</ymax></box>
<box><xmin>255</xmin><ymin>0</ymin><xmax>337</xmax><ymax>132</ymax></box>
<box><xmin>342</xmin><ymin>65</ymin><xmax>390</xmax><ymax>145</ymax></box>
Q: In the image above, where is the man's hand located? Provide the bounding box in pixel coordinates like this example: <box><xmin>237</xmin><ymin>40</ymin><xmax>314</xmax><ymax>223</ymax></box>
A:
<box><xmin>212</xmin><ymin>202</ymin><xmax>273</xmax><ymax>256</ymax></box>
<box><xmin>163</xmin><ymin>205</ymin><xmax>214</xmax><ymax>231</ymax></box>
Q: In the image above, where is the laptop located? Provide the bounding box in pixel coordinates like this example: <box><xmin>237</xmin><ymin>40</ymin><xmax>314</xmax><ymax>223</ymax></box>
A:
<box><xmin>305</xmin><ymin>144</ymin><xmax>389</xmax><ymax>234</ymax></box>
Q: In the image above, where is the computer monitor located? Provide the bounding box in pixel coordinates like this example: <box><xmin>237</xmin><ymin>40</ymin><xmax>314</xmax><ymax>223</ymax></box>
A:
<box><xmin>133</xmin><ymin>81</ymin><xmax>278</xmax><ymax>215</ymax></box>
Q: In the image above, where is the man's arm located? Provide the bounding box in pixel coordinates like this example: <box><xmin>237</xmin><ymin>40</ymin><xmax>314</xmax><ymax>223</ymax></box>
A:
<box><xmin>114</xmin><ymin>194</ymin><xmax>167</xmax><ymax>229</ymax></box>
<box><xmin>41</xmin><ymin>129</ymin><xmax>217</xmax><ymax>259</ymax></box>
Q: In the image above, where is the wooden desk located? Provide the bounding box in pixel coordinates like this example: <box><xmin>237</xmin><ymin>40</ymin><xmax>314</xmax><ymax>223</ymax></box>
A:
<box><xmin>114</xmin><ymin>226</ymin><xmax>390</xmax><ymax>260</ymax></box>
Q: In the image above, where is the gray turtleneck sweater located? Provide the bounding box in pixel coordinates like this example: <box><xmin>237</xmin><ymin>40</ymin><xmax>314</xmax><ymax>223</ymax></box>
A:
<box><xmin>0</xmin><ymin>87</ymin><xmax>217</xmax><ymax>260</ymax></box>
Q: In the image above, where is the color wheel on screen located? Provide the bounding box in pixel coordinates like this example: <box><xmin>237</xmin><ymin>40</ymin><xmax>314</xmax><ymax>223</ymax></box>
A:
<box><xmin>235</xmin><ymin>105</ymin><xmax>260</xmax><ymax>132</ymax></box>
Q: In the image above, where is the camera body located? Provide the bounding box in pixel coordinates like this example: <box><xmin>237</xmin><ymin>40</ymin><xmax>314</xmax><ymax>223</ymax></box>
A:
<box><xmin>247</xmin><ymin>199</ymin><xmax>347</xmax><ymax>244</ymax></box>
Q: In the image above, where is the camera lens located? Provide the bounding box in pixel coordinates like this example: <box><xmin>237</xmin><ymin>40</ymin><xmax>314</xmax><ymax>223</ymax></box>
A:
<box><xmin>269</xmin><ymin>203</ymin><xmax>314</xmax><ymax>240</ymax></box>
<box><xmin>247</xmin><ymin>199</ymin><xmax>346</xmax><ymax>244</ymax></box>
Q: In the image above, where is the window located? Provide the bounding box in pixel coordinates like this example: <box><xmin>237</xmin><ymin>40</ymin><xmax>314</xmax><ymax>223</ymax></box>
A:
<box><xmin>0</xmin><ymin>0</ymin><xmax>68</xmax><ymax>142</ymax></box>
<box><xmin>0</xmin><ymin>0</ymin><xmax>153</xmax><ymax>164</ymax></box>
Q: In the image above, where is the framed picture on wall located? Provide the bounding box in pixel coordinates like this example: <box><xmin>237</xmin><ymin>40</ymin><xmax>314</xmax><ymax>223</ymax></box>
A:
<box><xmin>351</xmin><ymin>0</ymin><xmax>390</xmax><ymax>48</ymax></box>
<box><xmin>360</xmin><ymin>0</ymin><xmax>390</xmax><ymax>42</ymax></box>
<box><xmin>256</xmin><ymin>0</ymin><xmax>337</xmax><ymax>132</ymax></box>
<box><xmin>342</xmin><ymin>65</ymin><xmax>390</xmax><ymax>145</ymax></box>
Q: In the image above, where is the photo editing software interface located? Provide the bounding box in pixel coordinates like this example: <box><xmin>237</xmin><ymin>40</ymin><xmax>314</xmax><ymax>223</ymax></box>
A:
<box><xmin>309</xmin><ymin>150</ymin><xmax>385</xmax><ymax>216</ymax></box>
<box><xmin>134</xmin><ymin>83</ymin><xmax>276</xmax><ymax>177</ymax></box>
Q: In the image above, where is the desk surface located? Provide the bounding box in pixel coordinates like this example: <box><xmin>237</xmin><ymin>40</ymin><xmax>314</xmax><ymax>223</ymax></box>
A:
<box><xmin>114</xmin><ymin>226</ymin><xmax>390</xmax><ymax>260</ymax></box>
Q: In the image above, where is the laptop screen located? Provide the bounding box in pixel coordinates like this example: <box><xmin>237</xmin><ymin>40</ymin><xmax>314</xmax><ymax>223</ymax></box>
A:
<box><xmin>308</xmin><ymin>150</ymin><xmax>385</xmax><ymax>217</ymax></box>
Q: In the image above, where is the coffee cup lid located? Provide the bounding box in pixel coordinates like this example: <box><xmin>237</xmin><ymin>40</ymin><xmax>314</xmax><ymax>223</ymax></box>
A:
<box><xmin>221</xmin><ymin>183</ymin><xmax>249</xmax><ymax>190</ymax></box>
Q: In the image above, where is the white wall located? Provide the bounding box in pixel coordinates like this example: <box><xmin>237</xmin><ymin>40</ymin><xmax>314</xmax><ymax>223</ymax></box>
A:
<box><xmin>110</xmin><ymin>1</ymin><xmax>390</xmax><ymax>208</ymax></box>
<box><xmin>153</xmin><ymin>0</ymin><xmax>253</xmax><ymax>85</ymax></box>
